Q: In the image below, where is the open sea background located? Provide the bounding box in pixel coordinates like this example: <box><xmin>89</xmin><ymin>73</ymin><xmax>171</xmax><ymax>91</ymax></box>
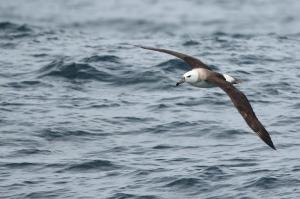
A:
<box><xmin>1</xmin><ymin>0</ymin><xmax>300</xmax><ymax>198</ymax></box>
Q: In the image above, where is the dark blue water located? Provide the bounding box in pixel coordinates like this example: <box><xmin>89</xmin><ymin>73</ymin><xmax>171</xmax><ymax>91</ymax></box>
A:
<box><xmin>1</xmin><ymin>0</ymin><xmax>300</xmax><ymax>198</ymax></box>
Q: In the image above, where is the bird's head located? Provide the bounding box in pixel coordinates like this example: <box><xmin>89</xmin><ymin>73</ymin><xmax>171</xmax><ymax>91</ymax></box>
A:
<box><xmin>176</xmin><ymin>70</ymin><xmax>199</xmax><ymax>86</ymax></box>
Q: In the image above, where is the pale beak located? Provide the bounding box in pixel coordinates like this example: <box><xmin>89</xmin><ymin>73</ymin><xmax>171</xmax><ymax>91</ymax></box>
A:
<box><xmin>176</xmin><ymin>77</ymin><xmax>185</xmax><ymax>86</ymax></box>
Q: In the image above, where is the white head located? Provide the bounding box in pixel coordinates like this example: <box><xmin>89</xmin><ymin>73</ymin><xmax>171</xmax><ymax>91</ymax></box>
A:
<box><xmin>176</xmin><ymin>70</ymin><xmax>199</xmax><ymax>86</ymax></box>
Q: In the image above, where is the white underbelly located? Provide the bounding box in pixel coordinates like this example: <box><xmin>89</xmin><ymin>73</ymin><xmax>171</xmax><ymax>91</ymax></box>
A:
<box><xmin>189</xmin><ymin>81</ymin><xmax>216</xmax><ymax>88</ymax></box>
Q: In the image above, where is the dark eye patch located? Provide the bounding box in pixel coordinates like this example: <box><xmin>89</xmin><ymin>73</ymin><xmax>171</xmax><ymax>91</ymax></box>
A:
<box><xmin>187</xmin><ymin>75</ymin><xmax>191</xmax><ymax>78</ymax></box>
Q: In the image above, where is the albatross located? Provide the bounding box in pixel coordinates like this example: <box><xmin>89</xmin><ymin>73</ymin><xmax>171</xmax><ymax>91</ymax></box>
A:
<box><xmin>137</xmin><ymin>45</ymin><xmax>276</xmax><ymax>150</ymax></box>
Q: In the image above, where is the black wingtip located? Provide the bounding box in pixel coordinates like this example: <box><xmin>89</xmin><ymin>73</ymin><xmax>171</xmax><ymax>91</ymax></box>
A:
<box><xmin>265</xmin><ymin>139</ymin><xmax>276</xmax><ymax>150</ymax></box>
<box><xmin>270</xmin><ymin>143</ymin><xmax>277</xmax><ymax>150</ymax></box>
<box><xmin>257</xmin><ymin>130</ymin><xmax>277</xmax><ymax>150</ymax></box>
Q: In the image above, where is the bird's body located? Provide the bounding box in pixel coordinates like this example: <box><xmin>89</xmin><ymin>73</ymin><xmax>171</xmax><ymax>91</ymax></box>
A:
<box><xmin>190</xmin><ymin>80</ymin><xmax>214</xmax><ymax>88</ymax></box>
<box><xmin>136</xmin><ymin>45</ymin><xmax>276</xmax><ymax>150</ymax></box>
<box><xmin>183</xmin><ymin>68</ymin><xmax>238</xmax><ymax>88</ymax></box>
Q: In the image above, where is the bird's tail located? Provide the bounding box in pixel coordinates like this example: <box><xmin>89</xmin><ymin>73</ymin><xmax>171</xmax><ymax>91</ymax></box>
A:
<box><xmin>222</xmin><ymin>74</ymin><xmax>242</xmax><ymax>84</ymax></box>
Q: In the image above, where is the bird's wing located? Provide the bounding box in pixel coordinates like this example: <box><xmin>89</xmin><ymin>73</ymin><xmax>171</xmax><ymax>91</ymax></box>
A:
<box><xmin>206</xmin><ymin>73</ymin><xmax>276</xmax><ymax>150</ymax></box>
<box><xmin>136</xmin><ymin>45</ymin><xmax>211</xmax><ymax>70</ymax></box>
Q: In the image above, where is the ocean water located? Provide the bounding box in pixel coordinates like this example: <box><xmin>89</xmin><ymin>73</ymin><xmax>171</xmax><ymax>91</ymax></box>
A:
<box><xmin>1</xmin><ymin>0</ymin><xmax>300</xmax><ymax>198</ymax></box>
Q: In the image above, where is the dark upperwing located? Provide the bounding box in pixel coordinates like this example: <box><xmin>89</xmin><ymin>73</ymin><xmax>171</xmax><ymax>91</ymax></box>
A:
<box><xmin>206</xmin><ymin>72</ymin><xmax>276</xmax><ymax>150</ymax></box>
<box><xmin>136</xmin><ymin>45</ymin><xmax>211</xmax><ymax>70</ymax></box>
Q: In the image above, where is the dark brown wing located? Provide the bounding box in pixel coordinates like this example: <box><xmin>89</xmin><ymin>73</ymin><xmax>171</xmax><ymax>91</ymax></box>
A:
<box><xmin>206</xmin><ymin>73</ymin><xmax>276</xmax><ymax>150</ymax></box>
<box><xmin>136</xmin><ymin>45</ymin><xmax>211</xmax><ymax>70</ymax></box>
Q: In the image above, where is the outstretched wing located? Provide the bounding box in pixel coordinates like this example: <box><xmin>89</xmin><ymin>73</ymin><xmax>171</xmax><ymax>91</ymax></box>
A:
<box><xmin>206</xmin><ymin>73</ymin><xmax>276</xmax><ymax>150</ymax></box>
<box><xmin>136</xmin><ymin>45</ymin><xmax>211</xmax><ymax>70</ymax></box>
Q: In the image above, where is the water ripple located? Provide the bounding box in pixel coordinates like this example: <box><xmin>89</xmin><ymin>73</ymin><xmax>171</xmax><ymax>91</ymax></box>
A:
<box><xmin>64</xmin><ymin>159</ymin><xmax>121</xmax><ymax>172</ymax></box>
<box><xmin>38</xmin><ymin>128</ymin><xmax>102</xmax><ymax>141</ymax></box>
<box><xmin>82</xmin><ymin>55</ymin><xmax>121</xmax><ymax>63</ymax></box>
<box><xmin>37</xmin><ymin>59</ymin><xmax>109</xmax><ymax>81</ymax></box>
<box><xmin>0</xmin><ymin>21</ymin><xmax>33</xmax><ymax>39</ymax></box>
<box><xmin>165</xmin><ymin>177</ymin><xmax>209</xmax><ymax>191</ymax></box>
<box><xmin>243</xmin><ymin>176</ymin><xmax>300</xmax><ymax>190</ymax></box>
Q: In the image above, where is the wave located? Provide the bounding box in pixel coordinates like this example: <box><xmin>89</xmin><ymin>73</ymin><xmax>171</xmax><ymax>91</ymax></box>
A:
<box><xmin>37</xmin><ymin>59</ymin><xmax>111</xmax><ymax>81</ymax></box>
<box><xmin>113</xmin><ymin>116</ymin><xmax>155</xmax><ymax>123</ymax></box>
<box><xmin>0</xmin><ymin>21</ymin><xmax>33</xmax><ymax>39</ymax></box>
<box><xmin>107</xmin><ymin>193</ymin><xmax>161</xmax><ymax>199</ymax></box>
<box><xmin>243</xmin><ymin>176</ymin><xmax>280</xmax><ymax>189</ymax></box>
<box><xmin>64</xmin><ymin>159</ymin><xmax>120</xmax><ymax>172</ymax></box>
<box><xmin>212</xmin><ymin>31</ymin><xmax>254</xmax><ymax>39</ymax></box>
<box><xmin>157</xmin><ymin>58</ymin><xmax>219</xmax><ymax>72</ymax></box>
<box><xmin>3</xmin><ymin>80</ymin><xmax>51</xmax><ymax>89</ymax></box>
<box><xmin>82</xmin><ymin>55</ymin><xmax>121</xmax><ymax>63</ymax></box>
<box><xmin>3</xmin><ymin>162</ymin><xmax>41</xmax><ymax>169</ymax></box>
<box><xmin>38</xmin><ymin>128</ymin><xmax>102</xmax><ymax>141</ymax></box>
<box><xmin>0</xmin><ymin>21</ymin><xmax>32</xmax><ymax>32</ymax></box>
<box><xmin>155</xmin><ymin>59</ymin><xmax>190</xmax><ymax>72</ymax></box>
<box><xmin>13</xmin><ymin>148</ymin><xmax>51</xmax><ymax>156</ymax></box>
<box><xmin>202</xmin><ymin>166</ymin><xmax>225</xmax><ymax>176</ymax></box>
<box><xmin>37</xmin><ymin>59</ymin><xmax>172</xmax><ymax>89</ymax></box>
<box><xmin>182</xmin><ymin>40</ymin><xmax>200</xmax><ymax>46</ymax></box>
<box><xmin>139</xmin><ymin>121</ymin><xmax>198</xmax><ymax>135</ymax></box>
<box><xmin>152</xmin><ymin>144</ymin><xmax>174</xmax><ymax>149</ymax></box>
<box><xmin>210</xmin><ymin>129</ymin><xmax>246</xmax><ymax>140</ymax></box>
<box><xmin>86</xmin><ymin>102</ymin><xmax>121</xmax><ymax>109</ymax></box>
<box><xmin>199</xmin><ymin>166</ymin><xmax>228</xmax><ymax>181</ymax></box>
<box><xmin>147</xmin><ymin>103</ymin><xmax>171</xmax><ymax>112</ymax></box>
<box><xmin>165</xmin><ymin>177</ymin><xmax>209</xmax><ymax>190</ymax></box>
<box><xmin>116</xmin><ymin>70</ymin><xmax>171</xmax><ymax>87</ymax></box>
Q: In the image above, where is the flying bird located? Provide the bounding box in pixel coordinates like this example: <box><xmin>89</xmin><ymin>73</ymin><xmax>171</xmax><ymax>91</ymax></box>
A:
<box><xmin>137</xmin><ymin>45</ymin><xmax>276</xmax><ymax>150</ymax></box>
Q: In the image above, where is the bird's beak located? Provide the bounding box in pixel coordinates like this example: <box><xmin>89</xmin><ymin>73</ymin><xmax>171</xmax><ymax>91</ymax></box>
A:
<box><xmin>176</xmin><ymin>77</ymin><xmax>185</xmax><ymax>86</ymax></box>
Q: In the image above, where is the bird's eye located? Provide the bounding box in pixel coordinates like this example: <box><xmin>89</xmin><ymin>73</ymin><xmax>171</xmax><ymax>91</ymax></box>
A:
<box><xmin>187</xmin><ymin>75</ymin><xmax>191</xmax><ymax>78</ymax></box>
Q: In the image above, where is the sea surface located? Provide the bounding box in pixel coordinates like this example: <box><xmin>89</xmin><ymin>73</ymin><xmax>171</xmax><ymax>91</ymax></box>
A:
<box><xmin>1</xmin><ymin>0</ymin><xmax>300</xmax><ymax>198</ymax></box>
